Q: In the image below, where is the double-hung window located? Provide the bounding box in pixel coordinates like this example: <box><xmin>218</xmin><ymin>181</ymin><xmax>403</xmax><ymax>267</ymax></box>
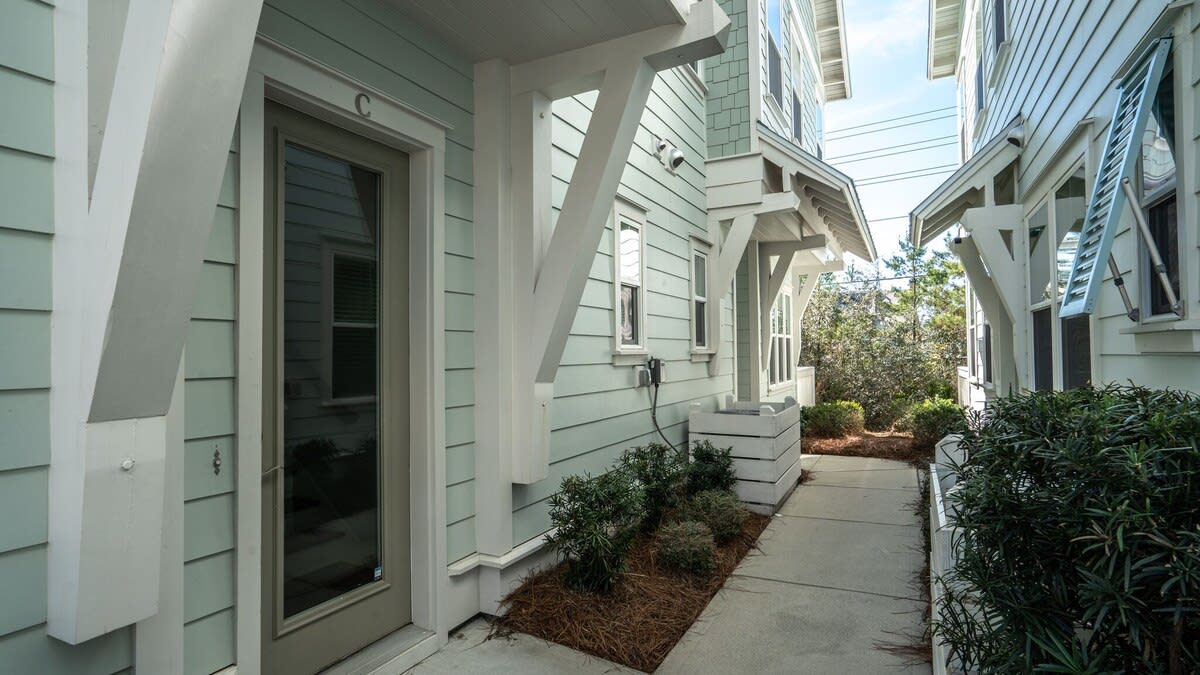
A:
<box><xmin>992</xmin><ymin>0</ymin><xmax>1006</xmax><ymax>54</ymax></box>
<box><xmin>768</xmin><ymin>292</ymin><xmax>794</xmax><ymax>387</ymax></box>
<box><xmin>613</xmin><ymin>198</ymin><xmax>648</xmax><ymax>355</ymax></box>
<box><xmin>1141</xmin><ymin>59</ymin><xmax>1180</xmax><ymax>319</ymax></box>
<box><xmin>766</xmin><ymin>0</ymin><xmax>784</xmax><ymax>108</ymax></box>
<box><xmin>325</xmin><ymin>244</ymin><xmax>379</xmax><ymax>403</ymax></box>
<box><xmin>691</xmin><ymin>240</ymin><xmax>711</xmax><ymax>351</ymax></box>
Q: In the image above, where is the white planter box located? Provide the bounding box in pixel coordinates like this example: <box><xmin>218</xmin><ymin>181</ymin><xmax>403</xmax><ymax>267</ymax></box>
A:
<box><xmin>688</xmin><ymin>397</ymin><xmax>804</xmax><ymax>515</ymax></box>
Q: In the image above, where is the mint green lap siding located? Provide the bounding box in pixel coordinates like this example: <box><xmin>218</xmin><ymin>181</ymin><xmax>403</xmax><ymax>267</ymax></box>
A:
<box><xmin>512</xmin><ymin>69</ymin><xmax>735</xmax><ymax>546</ymax></box>
<box><xmin>0</xmin><ymin>0</ymin><xmax>53</xmax><ymax>80</ymax></box>
<box><xmin>182</xmin><ymin>145</ymin><xmax>239</xmax><ymax>674</ymax></box>
<box><xmin>0</xmin><ymin>230</ymin><xmax>51</xmax><ymax>310</ymax></box>
<box><xmin>0</xmin><ymin>624</ymin><xmax>130</xmax><ymax>675</ymax></box>
<box><xmin>0</xmin><ymin>390</ymin><xmax>48</xmax><ymax>471</ymax></box>
<box><xmin>0</xmin><ymin>147</ymin><xmax>53</xmax><ymax>233</ymax></box>
<box><xmin>0</xmin><ymin>69</ymin><xmax>53</xmax><ymax>157</ymax></box>
<box><xmin>261</xmin><ymin>0</ymin><xmax>478</xmax><ymax>560</ymax></box>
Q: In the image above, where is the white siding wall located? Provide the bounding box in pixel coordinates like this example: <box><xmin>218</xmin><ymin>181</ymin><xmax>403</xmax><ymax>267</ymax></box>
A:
<box><xmin>961</xmin><ymin>0</ymin><xmax>1200</xmax><ymax>392</ymax></box>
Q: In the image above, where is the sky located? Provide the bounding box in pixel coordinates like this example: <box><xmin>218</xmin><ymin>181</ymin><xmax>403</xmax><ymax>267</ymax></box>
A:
<box><xmin>823</xmin><ymin>0</ymin><xmax>959</xmax><ymax>271</ymax></box>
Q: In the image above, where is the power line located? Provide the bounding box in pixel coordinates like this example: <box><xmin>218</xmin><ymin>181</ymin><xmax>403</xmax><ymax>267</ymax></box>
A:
<box><xmin>858</xmin><ymin>168</ymin><xmax>956</xmax><ymax>187</ymax></box>
<box><xmin>855</xmin><ymin>163</ymin><xmax>960</xmax><ymax>183</ymax></box>
<box><xmin>824</xmin><ymin>106</ymin><xmax>956</xmax><ymax>136</ymax></box>
<box><xmin>831</xmin><ymin>141</ymin><xmax>958</xmax><ymax>165</ymax></box>
<box><xmin>825</xmin><ymin>135</ymin><xmax>957</xmax><ymax>161</ymax></box>
<box><xmin>826</xmin><ymin>113</ymin><xmax>958</xmax><ymax>141</ymax></box>
<box><xmin>866</xmin><ymin>215</ymin><xmax>912</xmax><ymax>222</ymax></box>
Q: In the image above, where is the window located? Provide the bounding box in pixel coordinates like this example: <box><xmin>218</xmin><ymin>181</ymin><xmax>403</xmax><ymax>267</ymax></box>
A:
<box><xmin>992</xmin><ymin>0</ymin><xmax>1006</xmax><ymax>53</ymax></box>
<box><xmin>1032</xmin><ymin>307</ymin><xmax>1052</xmax><ymax>391</ymax></box>
<box><xmin>974</xmin><ymin>60</ymin><xmax>985</xmax><ymax>113</ymax></box>
<box><xmin>766</xmin><ymin>0</ymin><xmax>784</xmax><ymax>108</ymax></box>
<box><xmin>768</xmin><ymin>293</ymin><xmax>793</xmax><ymax>387</ymax></box>
<box><xmin>792</xmin><ymin>91</ymin><xmax>803</xmax><ymax>144</ymax></box>
<box><xmin>1028</xmin><ymin>202</ymin><xmax>1051</xmax><ymax>304</ymax></box>
<box><xmin>326</xmin><ymin>247</ymin><xmax>379</xmax><ymax>402</ymax></box>
<box><xmin>1141</xmin><ymin>59</ymin><xmax>1180</xmax><ymax>318</ymax></box>
<box><xmin>612</xmin><ymin>198</ymin><xmax>648</xmax><ymax>355</ymax></box>
<box><xmin>1055</xmin><ymin>168</ymin><xmax>1092</xmax><ymax>389</ymax></box>
<box><xmin>691</xmin><ymin>241</ymin><xmax>711</xmax><ymax>350</ymax></box>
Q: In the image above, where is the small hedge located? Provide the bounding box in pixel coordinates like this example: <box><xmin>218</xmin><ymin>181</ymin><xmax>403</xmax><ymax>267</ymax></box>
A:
<box><xmin>656</xmin><ymin>521</ymin><xmax>716</xmax><ymax>574</ymax></box>
<box><xmin>803</xmin><ymin>400</ymin><xmax>865</xmax><ymax>437</ymax></box>
<box><xmin>620</xmin><ymin>443</ymin><xmax>687</xmax><ymax>528</ymax></box>
<box><xmin>936</xmin><ymin>385</ymin><xmax>1200</xmax><ymax>673</ymax></box>
<box><xmin>678</xmin><ymin>490</ymin><xmax>747</xmax><ymax>543</ymax></box>
<box><xmin>545</xmin><ymin>471</ymin><xmax>644</xmax><ymax>593</ymax></box>
<box><xmin>908</xmin><ymin>397</ymin><xmax>966</xmax><ymax>449</ymax></box>
<box><xmin>685</xmin><ymin>441</ymin><xmax>736</xmax><ymax>495</ymax></box>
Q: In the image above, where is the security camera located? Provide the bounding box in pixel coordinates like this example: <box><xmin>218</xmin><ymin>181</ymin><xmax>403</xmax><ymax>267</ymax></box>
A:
<box><xmin>654</xmin><ymin>137</ymin><xmax>669</xmax><ymax>157</ymax></box>
<box><xmin>666</xmin><ymin>147</ymin><xmax>685</xmax><ymax>173</ymax></box>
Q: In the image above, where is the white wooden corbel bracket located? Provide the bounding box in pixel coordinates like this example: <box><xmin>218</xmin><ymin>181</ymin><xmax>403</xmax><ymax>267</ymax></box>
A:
<box><xmin>49</xmin><ymin>0</ymin><xmax>264</xmax><ymax>644</ymax></box>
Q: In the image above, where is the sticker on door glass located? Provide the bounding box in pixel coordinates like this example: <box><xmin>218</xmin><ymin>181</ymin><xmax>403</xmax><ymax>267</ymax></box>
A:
<box><xmin>374</xmin><ymin>566</ymin><xmax>382</xmax><ymax>581</ymax></box>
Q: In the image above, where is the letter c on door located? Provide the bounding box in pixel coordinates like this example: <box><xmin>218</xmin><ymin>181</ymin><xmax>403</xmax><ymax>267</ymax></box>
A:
<box><xmin>355</xmin><ymin>93</ymin><xmax>371</xmax><ymax>118</ymax></box>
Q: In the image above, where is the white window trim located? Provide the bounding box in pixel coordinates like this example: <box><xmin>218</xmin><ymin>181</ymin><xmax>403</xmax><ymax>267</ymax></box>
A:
<box><xmin>690</xmin><ymin>237</ymin><xmax>714</xmax><ymax>358</ymax></box>
<box><xmin>679</xmin><ymin>60</ymin><xmax>707</xmax><ymax>97</ymax></box>
<box><xmin>767</xmin><ymin>291</ymin><xmax>794</xmax><ymax>390</ymax></box>
<box><xmin>321</xmin><ymin>238</ymin><xmax>380</xmax><ymax>406</ymax></box>
<box><xmin>612</xmin><ymin>196</ymin><xmax>649</xmax><ymax>365</ymax></box>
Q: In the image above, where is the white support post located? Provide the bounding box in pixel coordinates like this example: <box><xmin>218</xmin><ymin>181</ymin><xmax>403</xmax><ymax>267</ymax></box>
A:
<box><xmin>951</xmin><ymin>235</ymin><xmax>1023</xmax><ymax>393</ymax></box>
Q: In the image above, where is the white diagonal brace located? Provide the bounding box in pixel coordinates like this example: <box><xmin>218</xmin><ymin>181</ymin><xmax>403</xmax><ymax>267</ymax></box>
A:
<box><xmin>950</xmin><ymin>235</ymin><xmax>1025</xmax><ymax>393</ymax></box>
<box><xmin>961</xmin><ymin>205</ymin><xmax>1025</xmax><ymax>322</ymax></box>
<box><xmin>533</xmin><ymin>57</ymin><xmax>657</xmax><ymax>383</ymax></box>
<box><xmin>759</xmin><ymin>235</ymin><xmax>826</xmax><ymax>259</ymax></box>
<box><xmin>759</xmin><ymin>248</ymin><xmax>795</xmax><ymax>371</ymax></box>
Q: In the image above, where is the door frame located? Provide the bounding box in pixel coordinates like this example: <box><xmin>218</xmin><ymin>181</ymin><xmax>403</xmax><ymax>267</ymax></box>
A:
<box><xmin>236</xmin><ymin>36</ymin><xmax>450</xmax><ymax>674</ymax></box>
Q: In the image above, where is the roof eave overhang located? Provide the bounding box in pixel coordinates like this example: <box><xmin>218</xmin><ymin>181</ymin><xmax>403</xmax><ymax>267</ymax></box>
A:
<box><xmin>814</xmin><ymin>0</ymin><xmax>852</xmax><ymax>101</ymax></box>
<box><xmin>910</xmin><ymin>116</ymin><xmax>1024</xmax><ymax>246</ymax></box>
<box><xmin>927</xmin><ymin>0</ymin><xmax>964</xmax><ymax>80</ymax></box>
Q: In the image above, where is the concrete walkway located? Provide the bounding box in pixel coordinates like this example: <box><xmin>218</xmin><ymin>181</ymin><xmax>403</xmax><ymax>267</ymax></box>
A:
<box><xmin>408</xmin><ymin>454</ymin><xmax>930</xmax><ymax>674</ymax></box>
<box><xmin>658</xmin><ymin>454</ymin><xmax>931</xmax><ymax>674</ymax></box>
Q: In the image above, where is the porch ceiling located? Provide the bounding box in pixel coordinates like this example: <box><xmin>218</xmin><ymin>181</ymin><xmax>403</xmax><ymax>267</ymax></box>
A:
<box><xmin>927</xmin><ymin>0</ymin><xmax>963</xmax><ymax>79</ymax></box>
<box><xmin>393</xmin><ymin>0</ymin><xmax>689</xmax><ymax>64</ymax></box>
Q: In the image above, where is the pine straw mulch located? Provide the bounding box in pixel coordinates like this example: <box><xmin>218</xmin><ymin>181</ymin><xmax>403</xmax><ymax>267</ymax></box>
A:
<box><xmin>802</xmin><ymin>430</ymin><xmax>933</xmax><ymax>467</ymax></box>
<box><xmin>494</xmin><ymin>512</ymin><xmax>771</xmax><ymax>672</ymax></box>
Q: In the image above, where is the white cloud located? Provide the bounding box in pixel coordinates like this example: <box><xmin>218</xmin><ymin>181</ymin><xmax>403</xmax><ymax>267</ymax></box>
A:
<box><xmin>844</xmin><ymin>0</ymin><xmax>927</xmax><ymax>60</ymax></box>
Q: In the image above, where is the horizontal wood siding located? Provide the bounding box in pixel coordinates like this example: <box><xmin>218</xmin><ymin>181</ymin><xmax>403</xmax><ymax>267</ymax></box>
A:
<box><xmin>973</xmin><ymin>0</ymin><xmax>1200</xmax><ymax>391</ymax></box>
<box><xmin>259</xmin><ymin>0</ymin><xmax>478</xmax><ymax>563</ymax></box>
<box><xmin>182</xmin><ymin>145</ymin><xmax>239</xmax><ymax>675</ymax></box>
<box><xmin>512</xmin><ymin>69</ymin><xmax>737</xmax><ymax>546</ymax></box>
<box><xmin>0</xmin><ymin>2</ymin><xmax>133</xmax><ymax>671</ymax></box>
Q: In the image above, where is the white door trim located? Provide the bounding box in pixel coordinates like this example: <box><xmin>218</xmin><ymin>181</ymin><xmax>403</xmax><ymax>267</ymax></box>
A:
<box><xmin>236</xmin><ymin>36</ymin><xmax>449</xmax><ymax>675</ymax></box>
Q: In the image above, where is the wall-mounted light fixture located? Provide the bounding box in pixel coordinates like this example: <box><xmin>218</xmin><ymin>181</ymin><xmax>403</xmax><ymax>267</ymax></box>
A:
<box><xmin>652</xmin><ymin>136</ymin><xmax>686</xmax><ymax>175</ymax></box>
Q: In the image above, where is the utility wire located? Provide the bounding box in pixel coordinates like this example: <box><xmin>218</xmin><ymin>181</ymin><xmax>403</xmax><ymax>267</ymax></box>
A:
<box><xmin>865</xmin><ymin>215</ymin><xmax>913</xmax><ymax>222</ymax></box>
<box><xmin>855</xmin><ymin>163</ymin><xmax>959</xmax><ymax>184</ymax></box>
<box><xmin>826</xmin><ymin>113</ymin><xmax>957</xmax><ymax>141</ymax></box>
<box><xmin>825</xmin><ymin>134</ymin><xmax>957</xmax><ymax>161</ymax></box>
<box><xmin>858</xmin><ymin>168</ymin><xmax>956</xmax><ymax>187</ymax></box>
<box><xmin>824</xmin><ymin>106</ymin><xmax>955</xmax><ymax>136</ymax></box>
<box><xmin>829</xmin><ymin>141</ymin><xmax>958</xmax><ymax>165</ymax></box>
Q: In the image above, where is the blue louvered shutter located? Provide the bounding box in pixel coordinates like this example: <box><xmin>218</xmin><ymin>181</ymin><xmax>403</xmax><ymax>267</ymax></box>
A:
<box><xmin>1059</xmin><ymin>38</ymin><xmax>1171</xmax><ymax>318</ymax></box>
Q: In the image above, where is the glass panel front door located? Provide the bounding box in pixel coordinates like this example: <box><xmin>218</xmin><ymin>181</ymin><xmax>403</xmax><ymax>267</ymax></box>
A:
<box><xmin>281</xmin><ymin>142</ymin><xmax>383</xmax><ymax>618</ymax></box>
<box><xmin>263</xmin><ymin>101</ymin><xmax>411</xmax><ymax>675</ymax></box>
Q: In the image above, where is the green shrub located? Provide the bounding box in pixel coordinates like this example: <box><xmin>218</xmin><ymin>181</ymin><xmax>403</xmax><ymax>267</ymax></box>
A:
<box><xmin>909</xmin><ymin>397</ymin><xmax>966</xmax><ymax>449</ymax></box>
<box><xmin>545</xmin><ymin>471</ymin><xmax>644</xmax><ymax>593</ymax></box>
<box><xmin>936</xmin><ymin>385</ymin><xmax>1200</xmax><ymax>673</ymax></box>
<box><xmin>678</xmin><ymin>490</ymin><xmax>747</xmax><ymax>543</ymax></box>
<box><xmin>685</xmin><ymin>441</ymin><xmax>736</xmax><ymax>495</ymax></box>
<box><xmin>619</xmin><ymin>443</ymin><xmax>687</xmax><ymax>528</ymax></box>
<box><xmin>656</xmin><ymin>521</ymin><xmax>716</xmax><ymax>574</ymax></box>
<box><xmin>803</xmin><ymin>400</ymin><xmax>865</xmax><ymax>437</ymax></box>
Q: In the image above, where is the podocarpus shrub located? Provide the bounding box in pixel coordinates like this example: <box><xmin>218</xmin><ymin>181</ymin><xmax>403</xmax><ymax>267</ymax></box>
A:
<box><xmin>545</xmin><ymin>471</ymin><xmax>644</xmax><ymax>593</ymax></box>
<box><xmin>802</xmin><ymin>400</ymin><xmax>865</xmax><ymax>437</ymax></box>
<box><xmin>685</xmin><ymin>441</ymin><xmax>736</xmax><ymax>495</ymax></box>
<box><xmin>936</xmin><ymin>385</ymin><xmax>1200</xmax><ymax>673</ymax></box>
<box><xmin>909</xmin><ymin>397</ymin><xmax>966</xmax><ymax>450</ymax></box>
<box><xmin>678</xmin><ymin>490</ymin><xmax>747</xmax><ymax>543</ymax></box>
<box><xmin>619</xmin><ymin>443</ymin><xmax>687</xmax><ymax>528</ymax></box>
<box><xmin>656</xmin><ymin>521</ymin><xmax>716</xmax><ymax>574</ymax></box>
